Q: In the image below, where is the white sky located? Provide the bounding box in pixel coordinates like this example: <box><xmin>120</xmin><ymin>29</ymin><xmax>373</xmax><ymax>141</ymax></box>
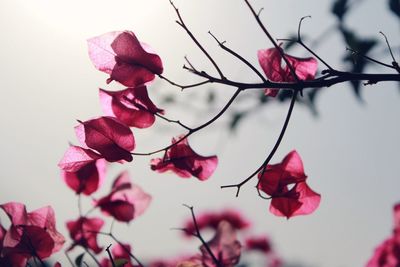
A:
<box><xmin>0</xmin><ymin>0</ymin><xmax>399</xmax><ymax>266</ymax></box>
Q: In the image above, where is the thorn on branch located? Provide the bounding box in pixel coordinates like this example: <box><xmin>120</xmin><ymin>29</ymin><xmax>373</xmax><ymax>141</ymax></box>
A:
<box><xmin>346</xmin><ymin>46</ymin><xmax>396</xmax><ymax>70</ymax></box>
<box><xmin>379</xmin><ymin>31</ymin><xmax>400</xmax><ymax>73</ymax></box>
<box><xmin>297</xmin><ymin>15</ymin><xmax>311</xmax><ymax>41</ymax></box>
<box><xmin>257</xmin><ymin>7</ymin><xmax>264</xmax><ymax>17</ymax></box>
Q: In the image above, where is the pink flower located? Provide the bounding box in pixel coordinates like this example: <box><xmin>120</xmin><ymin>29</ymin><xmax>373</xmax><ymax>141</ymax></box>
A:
<box><xmin>75</xmin><ymin>116</ymin><xmax>135</xmax><ymax>162</ymax></box>
<box><xmin>183</xmin><ymin>209</ymin><xmax>250</xmax><ymax>237</ymax></box>
<box><xmin>258</xmin><ymin>151</ymin><xmax>321</xmax><ymax>218</ymax></box>
<box><xmin>66</xmin><ymin>216</ymin><xmax>104</xmax><ymax>254</ymax></box>
<box><xmin>58</xmin><ymin>146</ymin><xmax>107</xmax><ymax>195</ymax></box>
<box><xmin>95</xmin><ymin>171</ymin><xmax>152</xmax><ymax>222</ymax></box>
<box><xmin>200</xmin><ymin>221</ymin><xmax>242</xmax><ymax>267</ymax></box>
<box><xmin>0</xmin><ymin>202</ymin><xmax>65</xmax><ymax>263</ymax></box>
<box><xmin>99</xmin><ymin>86</ymin><xmax>163</xmax><ymax>129</ymax></box>
<box><xmin>151</xmin><ymin>135</ymin><xmax>218</xmax><ymax>181</ymax></box>
<box><xmin>88</xmin><ymin>31</ymin><xmax>163</xmax><ymax>87</ymax></box>
<box><xmin>245</xmin><ymin>236</ymin><xmax>271</xmax><ymax>254</ymax></box>
<box><xmin>61</xmin><ymin>159</ymin><xmax>106</xmax><ymax>196</ymax></box>
<box><xmin>258</xmin><ymin>45</ymin><xmax>318</xmax><ymax>96</ymax></box>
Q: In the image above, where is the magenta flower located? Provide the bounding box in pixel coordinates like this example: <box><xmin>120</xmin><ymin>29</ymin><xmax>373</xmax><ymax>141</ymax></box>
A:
<box><xmin>183</xmin><ymin>209</ymin><xmax>250</xmax><ymax>237</ymax></box>
<box><xmin>95</xmin><ymin>171</ymin><xmax>152</xmax><ymax>222</ymax></box>
<box><xmin>58</xmin><ymin>146</ymin><xmax>107</xmax><ymax>195</ymax></box>
<box><xmin>245</xmin><ymin>236</ymin><xmax>271</xmax><ymax>254</ymax></box>
<box><xmin>75</xmin><ymin>116</ymin><xmax>135</xmax><ymax>162</ymax></box>
<box><xmin>258</xmin><ymin>150</ymin><xmax>321</xmax><ymax>218</ymax></box>
<box><xmin>88</xmin><ymin>31</ymin><xmax>163</xmax><ymax>87</ymax></box>
<box><xmin>66</xmin><ymin>216</ymin><xmax>104</xmax><ymax>254</ymax></box>
<box><xmin>61</xmin><ymin>159</ymin><xmax>106</xmax><ymax>196</ymax></box>
<box><xmin>258</xmin><ymin>45</ymin><xmax>318</xmax><ymax>96</ymax></box>
<box><xmin>151</xmin><ymin>135</ymin><xmax>218</xmax><ymax>181</ymax></box>
<box><xmin>99</xmin><ymin>86</ymin><xmax>164</xmax><ymax>128</ymax></box>
<box><xmin>0</xmin><ymin>202</ymin><xmax>65</xmax><ymax>264</ymax></box>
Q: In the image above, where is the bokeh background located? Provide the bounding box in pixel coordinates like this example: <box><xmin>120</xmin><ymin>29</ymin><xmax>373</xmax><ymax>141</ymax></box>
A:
<box><xmin>0</xmin><ymin>0</ymin><xmax>399</xmax><ymax>266</ymax></box>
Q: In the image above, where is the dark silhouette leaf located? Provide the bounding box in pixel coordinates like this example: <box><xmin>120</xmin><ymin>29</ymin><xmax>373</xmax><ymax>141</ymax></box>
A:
<box><xmin>332</xmin><ymin>0</ymin><xmax>349</xmax><ymax>21</ymax></box>
<box><xmin>340</xmin><ymin>27</ymin><xmax>377</xmax><ymax>99</ymax></box>
<box><xmin>389</xmin><ymin>0</ymin><xmax>400</xmax><ymax>18</ymax></box>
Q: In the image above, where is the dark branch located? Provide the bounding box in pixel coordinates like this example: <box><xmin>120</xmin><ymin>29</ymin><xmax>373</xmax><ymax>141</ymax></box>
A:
<box><xmin>221</xmin><ymin>90</ymin><xmax>298</xmax><ymax>196</ymax></box>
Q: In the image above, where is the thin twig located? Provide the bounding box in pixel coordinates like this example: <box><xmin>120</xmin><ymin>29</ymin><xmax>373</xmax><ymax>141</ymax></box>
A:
<box><xmin>296</xmin><ymin>16</ymin><xmax>334</xmax><ymax>70</ymax></box>
<box><xmin>183</xmin><ymin>204</ymin><xmax>222</xmax><ymax>267</ymax></box>
<box><xmin>208</xmin><ymin>31</ymin><xmax>268</xmax><ymax>83</ymax></box>
<box><xmin>243</xmin><ymin>0</ymin><xmax>299</xmax><ymax>81</ymax></box>
<box><xmin>65</xmin><ymin>251</ymin><xmax>76</xmax><ymax>267</ymax></box>
<box><xmin>158</xmin><ymin>74</ymin><xmax>210</xmax><ymax>90</ymax></box>
<box><xmin>379</xmin><ymin>31</ymin><xmax>400</xmax><ymax>73</ymax></box>
<box><xmin>346</xmin><ymin>47</ymin><xmax>395</xmax><ymax>69</ymax></box>
<box><xmin>132</xmin><ymin>88</ymin><xmax>242</xmax><ymax>156</ymax></box>
<box><xmin>169</xmin><ymin>0</ymin><xmax>225</xmax><ymax>79</ymax></box>
<box><xmin>221</xmin><ymin>90</ymin><xmax>298</xmax><ymax>196</ymax></box>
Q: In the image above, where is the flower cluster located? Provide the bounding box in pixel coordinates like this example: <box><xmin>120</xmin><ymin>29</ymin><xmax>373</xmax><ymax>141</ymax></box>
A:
<box><xmin>0</xmin><ymin>202</ymin><xmax>64</xmax><ymax>267</ymax></box>
<box><xmin>151</xmin><ymin>209</ymin><xmax>281</xmax><ymax>267</ymax></box>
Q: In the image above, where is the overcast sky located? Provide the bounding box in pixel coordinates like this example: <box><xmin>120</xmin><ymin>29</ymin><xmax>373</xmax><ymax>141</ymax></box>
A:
<box><xmin>0</xmin><ymin>0</ymin><xmax>399</xmax><ymax>266</ymax></box>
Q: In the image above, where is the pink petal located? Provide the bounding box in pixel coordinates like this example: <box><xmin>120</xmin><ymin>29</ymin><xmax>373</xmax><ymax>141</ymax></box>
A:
<box><xmin>270</xmin><ymin>182</ymin><xmax>321</xmax><ymax>218</ymax></box>
<box><xmin>245</xmin><ymin>236</ymin><xmax>271</xmax><ymax>254</ymax></box>
<box><xmin>66</xmin><ymin>217</ymin><xmax>104</xmax><ymax>254</ymax></box>
<box><xmin>88</xmin><ymin>31</ymin><xmax>163</xmax><ymax>87</ymax></box>
<box><xmin>27</xmin><ymin>206</ymin><xmax>65</xmax><ymax>253</ymax></box>
<box><xmin>285</xmin><ymin>54</ymin><xmax>318</xmax><ymax>81</ymax></box>
<box><xmin>61</xmin><ymin>159</ymin><xmax>106</xmax><ymax>195</ymax></box>
<box><xmin>58</xmin><ymin>146</ymin><xmax>101</xmax><ymax>172</ymax></box>
<box><xmin>183</xmin><ymin>209</ymin><xmax>250</xmax><ymax>237</ymax></box>
<box><xmin>88</xmin><ymin>31</ymin><xmax>120</xmax><ymax>74</ymax></box>
<box><xmin>110</xmin><ymin>31</ymin><xmax>163</xmax><ymax>75</ymax></box>
<box><xmin>258</xmin><ymin>46</ymin><xmax>318</xmax><ymax>97</ymax></box>
<box><xmin>75</xmin><ymin>116</ymin><xmax>135</xmax><ymax>162</ymax></box>
<box><xmin>99</xmin><ymin>86</ymin><xmax>163</xmax><ymax>128</ymax></box>
<box><xmin>95</xmin><ymin>171</ymin><xmax>151</xmax><ymax>222</ymax></box>
<box><xmin>151</xmin><ymin>136</ymin><xmax>218</xmax><ymax>181</ymax></box>
<box><xmin>258</xmin><ymin>151</ymin><xmax>307</xmax><ymax>196</ymax></box>
<box><xmin>0</xmin><ymin>202</ymin><xmax>28</xmax><ymax>225</ymax></box>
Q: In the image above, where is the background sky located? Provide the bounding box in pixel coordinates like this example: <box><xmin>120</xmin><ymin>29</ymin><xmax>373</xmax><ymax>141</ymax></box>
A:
<box><xmin>0</xmin><ymin>0</ymin><xmax>399</xmax><ymax>266</ymax></box>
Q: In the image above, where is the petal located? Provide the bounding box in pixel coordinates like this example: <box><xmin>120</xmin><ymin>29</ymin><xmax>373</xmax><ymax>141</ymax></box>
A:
<box><xmin>111</xmin><ymin>31</ymin><xmax>163</xmax><ymax>75</ymax></box>
<box><xmin>270</xmin><ymin>182</ymin><xmax>321</xmax><ymax>218</ymax></box>
<box><xmin>151</xmin><ymin>136</ymin><xmax>218</xmax><ymax>181</ymax></box>
<box><xmin>61</xmin><ymin>159</ymin><xmax>106</xmax><ymax>195</ymax></box>
<box><xmin>99</xmin><ymin>86</ymin><xmax>163</xmax><ymax>128</ymax></box>
<box><xmin>87</xmin><ymin>31</ymin><xmax>119</xmax><ymax>74</ymax></box>
<box><xmin>88</xmin><ymin>31</ymin><xmax>163</xmax><ymax>87</ymax></box>
<box><xmin>285</xmin><ymin>54</ymin><xmax>318</xmax><ymax>81</ymax></box>
<box><xmin>75</xmin><ymin>116</ymin><xmax>135</xmax><ymax>162</ymax></box>
<box><xmin>0</xmin><ymin>202</ymin><xmax>28</xmax><ymax>225</ymax></box>
<box><xmin>58</xmin><ymin>146</ymin><xmax>101</xmax><ymax>172</ymax></box>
